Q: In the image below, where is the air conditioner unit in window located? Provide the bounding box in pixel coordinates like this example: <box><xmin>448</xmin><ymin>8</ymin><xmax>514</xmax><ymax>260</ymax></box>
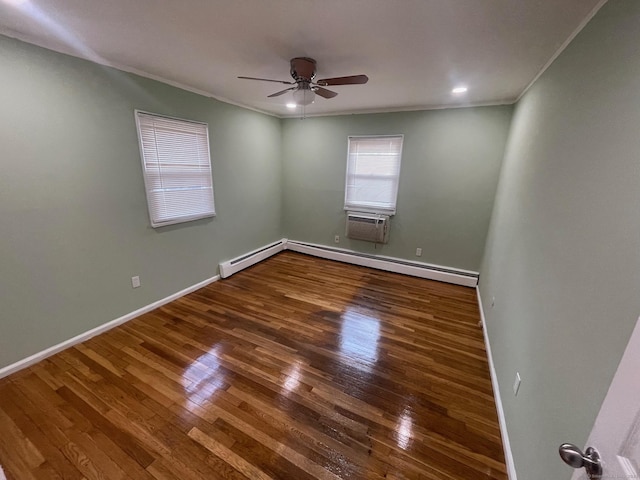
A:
<box><xmin>346</xmin><ymin>212</ymin><xmax>390</xmax><ymax>244</ymax></box>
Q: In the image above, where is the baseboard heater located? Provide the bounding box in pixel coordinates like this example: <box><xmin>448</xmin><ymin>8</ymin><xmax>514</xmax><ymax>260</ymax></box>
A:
<box><xmin>219</xmin><ymin>238</ymin><xmax>479</xmax><ymax>287</ymax></box>
<box><xmin>219</xmin><ymin>238</ymin><xmax>286</xmax><ymax>278</ymax></box>
<box><xmin>286</xmin><ymin>240</ymin><xmax>479</xmax><ymax>287</ymax></box>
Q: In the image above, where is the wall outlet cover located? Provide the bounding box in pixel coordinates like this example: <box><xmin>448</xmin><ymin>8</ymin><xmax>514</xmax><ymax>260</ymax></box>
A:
<box><xmin>131</xmin><ymin>276</ymin><xmax>141</xmax><ymax>288</ymax></box>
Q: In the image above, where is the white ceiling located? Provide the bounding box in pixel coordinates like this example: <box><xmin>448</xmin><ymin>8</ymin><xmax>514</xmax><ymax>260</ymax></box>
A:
<box><xmin>0</xmin><ymin>0</ymin><xmax>604</xmax><ymax>117</ymax></box>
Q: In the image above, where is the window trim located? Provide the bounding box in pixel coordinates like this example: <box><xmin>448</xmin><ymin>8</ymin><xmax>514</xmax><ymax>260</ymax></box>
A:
<box><xmin>343</xmin><ymin>134</ymin><xmax>404</xmax><ymax>215</ymax></box>
<box><xmin>134</xmin><ymin>110</ymin><xmax>216</xmax><ymax>228</ymax></box>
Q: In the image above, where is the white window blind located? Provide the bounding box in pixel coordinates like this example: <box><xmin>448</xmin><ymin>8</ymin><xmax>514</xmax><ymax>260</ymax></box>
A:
<box><xmin>344</xmin><ymin>135</ymin><xmax>404</xmax><ymax>214</ymax></box>
<box><xmin>135</xmin><ymin>111</ymin><xmax>216</xmax><ymax>228</ymax></box>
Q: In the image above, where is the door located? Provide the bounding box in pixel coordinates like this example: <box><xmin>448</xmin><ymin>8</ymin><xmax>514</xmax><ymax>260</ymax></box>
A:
<box><xmin>567</xmin><ymin>316</ymin><xmax>640</xmax><ymax>479</ymax></box>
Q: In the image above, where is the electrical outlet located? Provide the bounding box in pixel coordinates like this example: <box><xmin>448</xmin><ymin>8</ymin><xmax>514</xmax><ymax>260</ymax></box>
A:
<box><xmin>334</xmin><ymin>235</ymin><xmax>340</xmax><ymax>243</ymax></box>
<box><xmin>513</xmin><ymin>372</ymin><xmax>521</xmax><ymax>396</ymax></box>
<box><xmin>131</xmin><ymin>276</ymin><xmax>141</xmax><ymax>288</ymax></box>
<box><xmin>415</xmin><ymin>247</ymin><xmax>422</xmax><ymax>257</ymax></box>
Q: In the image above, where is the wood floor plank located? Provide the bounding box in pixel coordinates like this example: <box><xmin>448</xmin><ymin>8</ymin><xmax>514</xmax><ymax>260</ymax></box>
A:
<box><xmin>0</xmin><ymin>404</ymin><xmax>45</xmax><ymax>470</ymax></box>
<box><xmin>188</xmin><ymin>427</ymin><xmax>274</xmax><ymax>480</ymax></box>
<box><xmin>0</xmin><ymin>252</ymin><xmax>506</xmax><ymax>479</ymax></box>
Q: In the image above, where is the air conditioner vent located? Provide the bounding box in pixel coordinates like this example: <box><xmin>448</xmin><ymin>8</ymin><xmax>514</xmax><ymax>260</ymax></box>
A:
<box><xmin>346</xmin><ymin>212</ymin><xmax>390</xmax><ymax>243</ymax></box>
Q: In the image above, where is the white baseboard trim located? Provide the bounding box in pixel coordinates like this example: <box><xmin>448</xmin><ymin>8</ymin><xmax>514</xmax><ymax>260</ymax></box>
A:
<box><xmin>476</xmin><ymin>287</ymin><xmax>518</xmax><ymax>480</ymax></box>
<box><xmin>285</xmin><ymin>240</ymin><xmax>478</xmax><ymax>287</ymax></box>
<box><xmin>0</xmin><ymin>273</ymin><xmax>220</xmax><ymax>380</ymax></box>
<box><xmin>219</xmin><ymin>238</ymin><xmax>287</xmax><ymax>278</ymax></box>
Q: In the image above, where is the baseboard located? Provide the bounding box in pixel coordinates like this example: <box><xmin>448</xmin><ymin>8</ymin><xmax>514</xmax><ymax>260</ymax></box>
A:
<box><xmin>285</xmin><ymin>240</ymin><xmax>478</xmax><ymax>287</ymax></box>
<box><xmin>0</xmin><ymin>273</ymin><xmax>220</xmax><ymax>380</ymax></box>
<box><xmin>219</xmin><ymin>238</ymin><xmax>287</xmax><ymax>278</ymax></box>
<box><xmin>476</xmin><ymin>287</ymin><xmax>518</xmax><ymax>480</ymax></box>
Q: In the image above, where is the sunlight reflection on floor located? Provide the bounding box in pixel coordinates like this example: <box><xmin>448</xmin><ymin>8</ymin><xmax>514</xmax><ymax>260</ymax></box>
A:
<box><xmin>339</xmin><ymin>307</ymin><xmax>381</xmax><ymax>370</ymax></box>
<box><xmin>182</xmin><ymin>344</ymin><xmax>226</xmax><ymax>401</ymax></box>
<box><xmin>397</xmin><ymin>407</ymin><xmax>414</xmax><ymax>451</ymax></box>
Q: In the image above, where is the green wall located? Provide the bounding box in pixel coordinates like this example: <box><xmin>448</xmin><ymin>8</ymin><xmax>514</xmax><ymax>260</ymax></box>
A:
<box><xmin>281</xmin><ymin>107</ymin><xmax>512</xmax><ymax>272</ymax></box>
<box><xmin>479</xmin><ymin>2</ymin><xmax>640</xmax><ymax>479</ymax></box>
<box><xmin>0</xmin><ymin>36</ymin><xmax>282</xmax><ymax>369</ymax></box>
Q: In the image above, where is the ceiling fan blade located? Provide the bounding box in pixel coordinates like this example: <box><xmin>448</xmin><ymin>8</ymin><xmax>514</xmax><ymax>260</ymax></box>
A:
<box><xmin>315</xmin><ymin>74</ymin><xmax>368</xmax><ymax>86</ymax></box>
<box><xmin>313</xmin><ymin>87</ymin><xmax>338</xmax><ymax>99</ymax></box>
<box><xmin>267</xmin><ymin>87</ymin><xmax>297</xmax><ymax>98</ymax></box>
<box><xmin>238</xmin><ymin>76</ymin><xmax>295</xmax><ymax>85</ymax></box>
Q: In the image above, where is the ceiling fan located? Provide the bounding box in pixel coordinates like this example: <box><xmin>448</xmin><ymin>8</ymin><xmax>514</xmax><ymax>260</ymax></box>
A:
<box><xmin>238</xmin><ymin>57</ymin><xmax>368</xmax><ymax>106</ymax></box>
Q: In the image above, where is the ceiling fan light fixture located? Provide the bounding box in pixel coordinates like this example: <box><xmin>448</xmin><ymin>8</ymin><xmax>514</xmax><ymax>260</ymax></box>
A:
<box><xmin>292</xmin><ymin>88</ymin><xmax>315</xmax><ymax>106</ymax></box>
<box><xmin>286</xmin><ymin>103</ymin><xmax>297</xmax><ymax>109</ymax></box>
<box><xmin>451</xmin><ymin>86</ymin><xmax>468</xmax><ymax>95</ymax></box>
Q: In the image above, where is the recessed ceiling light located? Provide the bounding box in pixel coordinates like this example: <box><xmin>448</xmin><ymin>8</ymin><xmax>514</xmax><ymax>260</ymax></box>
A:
<box><xmin>286</xmin><ymin>103</ymin><xmax>297</xmax><ymax>109</ymax></box>
<box><xmin>452</xmin><ymin>86</ymin><xmax>468</xmax><ymax>95</ymax></box>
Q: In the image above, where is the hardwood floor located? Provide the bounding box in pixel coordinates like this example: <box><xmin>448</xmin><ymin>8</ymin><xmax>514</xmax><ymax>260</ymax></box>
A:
<box><xmin>0</xmin><ymin>252</ymin><xmax>506</xmax><ymax>479</ymax></box>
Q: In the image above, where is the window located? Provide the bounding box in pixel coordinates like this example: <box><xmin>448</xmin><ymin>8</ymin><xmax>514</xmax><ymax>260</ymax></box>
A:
<box><xmin>135</xmin><ymin>111</ymin><xmax>215</xmax><ymax>228</ymax></box>
<box><xmin>344</xmin><ymin>135</ymin><xmax>404</xmax><ymax>214</ymax></box>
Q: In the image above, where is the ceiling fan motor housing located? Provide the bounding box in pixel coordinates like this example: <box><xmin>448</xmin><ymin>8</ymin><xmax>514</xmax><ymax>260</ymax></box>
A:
<box><xmin>290</xmin><ymin>57</ymin><xmax>317</xmax><ymax>82</ymax></box>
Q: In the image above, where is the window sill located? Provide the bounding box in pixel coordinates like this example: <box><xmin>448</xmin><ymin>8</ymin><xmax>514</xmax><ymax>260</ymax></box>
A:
<box><xmin>344</xmin><ymin>208</ymin><xmax>396</xmax><ymax>216</ymax></box>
